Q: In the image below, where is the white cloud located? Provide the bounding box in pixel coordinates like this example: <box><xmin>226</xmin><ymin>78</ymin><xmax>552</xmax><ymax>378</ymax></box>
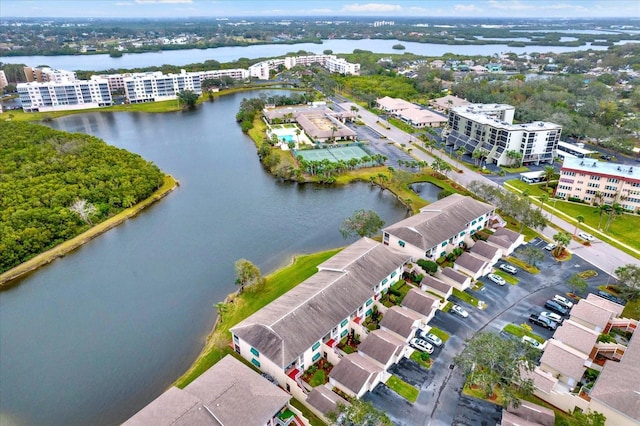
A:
<box><xmin>310</xmin><ymin>8</ymin><xmax>333</xmax><ymax>13</ymax></box>
<box><xmin>454</xmin><ymin>4</ymin><xmax>480</xmax><ymax>13</ymax></box>
<box><xmin>487</xmin><ymin>1</ymin><xmax>534</xmax><ymax>11</ymax></box>
<box><xmin>135</xmin><ymin>0</ymin><xmax>192</xmax><ymax>4</ymax></box>
<box><xmin>114</xmin><ymin>2</ymin><xmax>134</xmax><ymax>6</ymax></box>
<box><xmin>342</xmin><ymin>3</ymin><xmax>403</xmax><ymax>13</ymax></box>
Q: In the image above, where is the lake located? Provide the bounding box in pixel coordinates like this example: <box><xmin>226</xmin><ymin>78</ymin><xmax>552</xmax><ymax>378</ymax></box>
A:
<box><xmin>0</xmin><ymin>90</ymin><xmax>409</xmax><ymax>425</ymax></box>
<box><xmin>2</xmin><ymin>38</ymin><xmax>633</xmax><ymax>71</ymax></box>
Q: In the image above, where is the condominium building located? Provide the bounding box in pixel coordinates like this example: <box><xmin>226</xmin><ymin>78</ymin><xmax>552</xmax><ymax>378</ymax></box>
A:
<box><xmin>17</xmin><ymin>79</ymin><xmax>112</xmax><ymax>112</ymax></box>
<box><xmin>197</xmin><ymin>68</ymin><xmax>249</xmax><ymax>82</ymax></box>
<box><xmin>23</xmin><ymin>66</ymin><xmax>77</xmax><ymax>83</ymax></box>
<box><xmin>557</xmin><ymin>157</ymin><xmax>640</xmax><ymax>212</ymax></box>
<box><xmin>445</xmin><ymin>103</ymin><xmax>561</xmax><ymax>166</ymax></box>
<box><xmin>0</xmin><ymin>70</ymin><xmax>8</xmax><ymax>90</ymax></box>
<box><xmin>249</xmin><ymin>54</ymin><xmax>359</xmax><ymax>80</ymax></box>
<box><xmin>123</xmin><ymin>70</ymin><xmax>202</xmax><ymax>103</ymax></box>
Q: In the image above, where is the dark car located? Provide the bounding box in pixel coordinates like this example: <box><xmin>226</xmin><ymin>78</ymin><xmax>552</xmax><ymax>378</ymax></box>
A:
<box><xmin>600</xmin><ymin>154</ymin><xmax>612</xmax><ymax>161</ymax></box>
<box><xmin>545</xmin><ymin>300</ymin><xmax>569</xmax><ymax>316</ymax></box>
<box><xmin>529</xmin><ymin>314</ymin><xmax>557</xmax><ymax>330</ymax></box>
<box><xmin>596</xmin><ymin>290</ymin><xmax>626</xmax><ymax>306</ymax></box>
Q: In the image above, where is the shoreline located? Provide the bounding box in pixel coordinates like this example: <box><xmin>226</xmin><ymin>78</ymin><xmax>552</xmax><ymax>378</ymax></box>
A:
<box><xmin>0</xmin><ymin>174</ymin><xmax>179</xmax><ymax>288</ymax></box>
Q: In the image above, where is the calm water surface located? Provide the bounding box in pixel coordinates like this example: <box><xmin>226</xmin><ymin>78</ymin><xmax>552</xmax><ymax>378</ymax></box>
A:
<box><xmin>0</xmin><ymin>90</ymin><xmax>408</xmax><ymax>425</ymax></box>
<box><xmin>2</xmin><ymin>38</ymin><xmax>632</xmax><ymax>71</ymax></box>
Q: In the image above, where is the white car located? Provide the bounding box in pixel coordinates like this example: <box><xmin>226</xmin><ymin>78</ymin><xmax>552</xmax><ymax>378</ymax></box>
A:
<box><xmin>539</xmin><ymin>311</ymin><xmax>563</xmax><ymax>323</ymax></box>
<box><xmin>499</xmin><ymin>264</ymin><xmax>518</xmax><ymax>275</ymax></box>
<box><xmin>578</xmin><ymin>232</ymin><xmax>595</xmax><ymax>241</ymax></box>
<box><xmin>553</xmin><ymin>295</ymin><xmax>574</xmax><ymax>309</ymax></box>
<box><xmin>544</xmin><ymin>243</ymin><xmax>557</xmax><ymax>251</ymax></box>
<box><xmin>423</xmin><ymin>332</ymin><xmax>443</xmax><ymax>347</ymax></box>
<box><xmin>488</xmin><ymin>273</ymin><xmax>506</xmax><ymax>286</ymax></box>
<box><xmin>410</xmin><ymin>337</ymin><xmax>434</xmax><ymax>354</ymax></box>
<box><xmin>451</xmin><ymin>304</ymin><xmax>469</xmax><ymax>318</ymax></box>
<box><xmin>522</xmin><ymin>336</ymin><xmax>542</xmax><ymax>349</ymax></box>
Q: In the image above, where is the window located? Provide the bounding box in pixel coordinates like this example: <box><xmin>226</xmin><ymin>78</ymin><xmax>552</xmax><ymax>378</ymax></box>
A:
<box><xmin>366</xmin><ymin>299</ymin><xmax>373</xmax><ymax>306</ymax></box>
<box><xmin>341</xmin><ymin>319</ymin><xmax>349</xmax><ymax>327</ymax></box>
<box><xmin>366</xmin><ymin>309</ymin><xmax>372</xmax><ymax>317</ymax></box>
<box><xmin>398</xmin><ymin>240</ymin><xmax>405</xmax><ymax>247</ymax></box>
<box><xmin>312</xmin><ymin>353</ymin><xmax>321</xmax><ymax>362</ymax></box>
<box><xmin>381</xmin><ymin>278</ymin><xmax>388</xmax><ymax>285</ymax></box>
<box><xmin>341</xmin><ymin>329</ymin><xmax>348</xmax><ymax>338</ymax></box>
<box><xmin>441</xmin><ymin>241</ymin><xmax>447</xmax><ymax>247</ymax></box>
<box><xmin>251</xmin><ymin>358</ymin><xmax>260</xmax><ymax>367</ymax></box>
<box><xmin>391</xmin><ymin>271</ymin><xmax>397</xmax><ymax>278</ymax></box>
<box><xmin>233</xmin><ymin>335</ymin><xmax>239</xmax><ymax>343</ymax></box>
<box><xmin>312</xmin><ymin>342</ymin><xmax>321</xmax><ymax>351</ymax></box>
<box><xmin>250</xmin><ymin>347</ymin><xmax>259</xmax><ymax>357</ymax></box>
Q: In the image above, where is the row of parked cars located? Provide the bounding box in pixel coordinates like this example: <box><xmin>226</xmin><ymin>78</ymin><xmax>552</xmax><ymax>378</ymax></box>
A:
<box><xmin>410</xmin><ymin>329</ymin><xmax>444</xmax><ymax>354</ymax></box>
<box><xmin>528</xmin><ymin>295</ymin><xmax>574</xmax><ymax>331</ymax></box>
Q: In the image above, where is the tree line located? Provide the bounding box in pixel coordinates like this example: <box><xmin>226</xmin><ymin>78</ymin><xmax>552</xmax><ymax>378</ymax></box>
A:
<box><xmin>0</xmin><ymin>121</ymin><xmax>165</xmax><ymax>273</ymax></box>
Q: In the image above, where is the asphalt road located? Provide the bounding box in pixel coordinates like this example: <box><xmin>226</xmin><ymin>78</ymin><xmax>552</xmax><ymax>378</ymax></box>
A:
<box><xmin>363</xmin><ymin>240</ymin><xmax>611</xmax><ymax>425</ymax></box>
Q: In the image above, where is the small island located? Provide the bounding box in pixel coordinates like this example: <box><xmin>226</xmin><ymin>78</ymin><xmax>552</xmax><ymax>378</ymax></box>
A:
<box><xmin>392</xmin><ymin>43</ymin><xmax>406</xmax><ymax>50</ymax></box>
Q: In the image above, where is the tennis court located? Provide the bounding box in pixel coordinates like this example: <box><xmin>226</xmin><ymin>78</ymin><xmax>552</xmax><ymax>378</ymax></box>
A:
<box><xmin>293</xmin><ymin>145</ymin><xmax>371</xmax><ymax>163</ymax></box>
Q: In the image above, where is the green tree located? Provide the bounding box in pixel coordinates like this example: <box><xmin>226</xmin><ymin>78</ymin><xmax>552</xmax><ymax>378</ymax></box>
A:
<box><xmin>570</xmin><ymin>408</ymin><xmax>606</xmax><ymax>426</ymax></box>
<box><xmin>573</xmin><ymin>214</ymin><xmax>585</xmax><ymax>236</ymax></box>
<box><xmin>506</xmin><ymin>150</ymin><xmax>523</xmax><ymax>167</ymax></box>
<box><xmin>542</xmin><ymin>165</ymin><xmax>556</xmax><ymax>188</ymax></box>
<box><xmin>177</xmin><ymin>90</ymin><xmax>199</xmax><ymax>108</ymax></box>
<box><xmin>339</xmin><ymin>209</ymin><xmax>385</xmax><ymax>239</ymax></box>
<box><xmin>521</xmin><ymin>246</ymin><xmax>544</xmax><ymax>267</ymax></box>
<box><xmin>614</xmin><ymin>264</ymin><xmax>640</xmax><ymax>300</ymax></box>
<box><xmin>567</xmin><ymin>273</ymin><xmax>588</xmax><ymax>296</ymax></box>
<box><xmin>454</xmin><ymin>332</ymin><xmax>537</xmax><ymax>408</ymax></box>
<box><xmin>234</xmin><ymin>259</ymin><xmax>262</xmax><ymax>293</ymax></box>
<box><xmin>327</xmin><ymin>399</ymin><xmax>391</xmax><ymax>426</ymax></box>
<box><xmin>552</xmin><ymin>231</ymin><xmax>572</xmax><ymax>257</ymax></box>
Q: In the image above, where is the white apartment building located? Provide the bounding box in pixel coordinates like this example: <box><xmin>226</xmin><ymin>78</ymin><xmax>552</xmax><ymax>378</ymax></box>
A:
<box><xmin>249</xmin><ymin>55</ymin><xmax>360</xmax><ymax>80</ymax></box>
<box><xmin>0</xmin><ymin>70</ymin><xmax>8</xmax><ymax>90</ymax></box>
<box><xmin>123</xmin><ymin>70</ymin><xmax>202</xmax><ymax>103</ymax></box>
<box><xmin>557</xmin><ymin>157</ymin><xmax>640</xmax><ymax>212</ymax></box>
<box><xmin>445</xmin><ymin>103</ymin><xmax>561</xmax><ymax>166</ymax></box>
<box><xmin>90</xmin><ymin>73</ymin><xmax>130</xmax><ymax>91</ymax></box>
<box><xmin>324</xmin><ymin>56</ymin><xmax>360</xmax><ymax>75</ymax></box>
<box><xmin>23</xmin><ymin>66</ymin><xmax>77</xmax><ymax>83</ymax></box>
<box><xmin>197</xmin><ymin>68</ymin><xmax>249</xmax><ymax>82</ymax></box>
<box><xmin>17</xmin><ymin>80</ymin><xmax>112</xmax><ymax>112</ymax></box>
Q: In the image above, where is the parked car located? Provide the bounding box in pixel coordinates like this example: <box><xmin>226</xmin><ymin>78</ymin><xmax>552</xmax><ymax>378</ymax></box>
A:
<box><xmin>545</xmin><ymin>300</ymin><xmax>569</xmax><ymax>316</ymax></box>
<box><xmin>578</xmin><ymin>232</ymin><xmax>595</xmax><ymax>241</ymax></box>
<box><xmin>522</xmin><ymin>335</ymin><xmax>542</xmax><ymax>349</ymax></box>
<box><xmin>553</xmin><ymin>295</ymin><xmax>575</xmax><ymax>309</ymax></box>
<box><xmin>423</xmin><ymin>332</ymin><xmax>443</xmax><ymax>347</ymax></box>
<box><xmin>451</xmin><ymin>304</ymin><xmax>469</xmax><ymax>318</ymax></box>
<box><xmin>529</xmin><ymin>314</ymin><xmax>557</xmax><ymax>330</ymax></box>
<box><xmin>539</xmin><ymin>311</ymin><xmax>563</xmax><ymax>323</ymax></box>
<box><xmin>596</xmin><ymin>290</ymin><xmax>627</xmax><ymax>305</ymax></box>
<box><xmin>544</xmin><ymin>243</ymin><xmax>557</xmax><ymax>251</ymax></box>
<box><xmin>499</xmin><ymin>264</ymin><xmax>518</xmax><ymax>274</ymax></box>
<box><xmin>410</xmin><ymin>337</ymin><xmax>434</xmax><ymax>354</ymax></box>
<box><xmin>600</xmin><ymin>154</ymin><xmax>612</xmax><ymax>161</ymax></box>
<box><xmin>488</xmin><ymin>273</ymin><xmax>506</xmax><ymax>286</ymax></box>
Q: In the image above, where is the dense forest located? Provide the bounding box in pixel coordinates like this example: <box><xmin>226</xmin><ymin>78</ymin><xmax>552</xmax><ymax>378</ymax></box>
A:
<box><xmin>0</xmin><ymin>121</ymin><xmax>165</xmax><ymax>273</ymax></box>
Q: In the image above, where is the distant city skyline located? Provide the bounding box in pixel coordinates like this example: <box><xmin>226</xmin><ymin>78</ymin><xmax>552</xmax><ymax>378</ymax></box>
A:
<box><xmin>1</xmin><ymin>0</ymin><xmax>639</xmax><ymax>19</ymax></box>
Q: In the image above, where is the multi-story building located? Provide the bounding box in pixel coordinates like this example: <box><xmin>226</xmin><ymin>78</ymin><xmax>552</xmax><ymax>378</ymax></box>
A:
<box><xmin>197</xmin><ymin>68</ymin><xmax>249</xmax><ymax>82</ymax></box>
<box><xmin>90</xmin><ymin>73</ymin><xmax>131</xmax><ymax>92</ymax></box>
<box><xmin>556</xmin><ymin>157</ymin><xmax>640</xmax><ymax>212</ymax></box>
<box><xmin>123</xmin><ymin>70</ymin><xmax>202</xmax><ymax>103</ymax></box>
<box><xmin>23</xmin><ymin>66</ymin><xmax>77</xmax><ymax>83</ymax></box>
<box><xmin>0</xmin><ymin>70</ymin><xmax>8</xmax><ymax>90</ymax></box>
<box><xmin>249</xmin><ymin>55</ymin><xmax>359</xmax><ymax>80</ymax></box>
<box><xmin>445</xmin><ymin>103</ymin><xmax>561</xmax><ymax>166</ymax></box>
<box><xmin>17</xmin><ymin>79</ymin><xmax>112</xmax><ymax>112</ymax></box>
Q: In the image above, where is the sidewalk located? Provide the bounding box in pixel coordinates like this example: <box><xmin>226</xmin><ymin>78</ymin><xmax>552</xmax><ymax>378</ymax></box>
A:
<box><xmin>341</xmin><ymin>101</ymin><xmax>636</xmax><ymax>276</ymax></box>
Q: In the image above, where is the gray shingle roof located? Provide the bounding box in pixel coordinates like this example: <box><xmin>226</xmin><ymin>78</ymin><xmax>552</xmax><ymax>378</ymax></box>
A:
<box><xmin>454</xmin><ymin>252</ymin><xmax>487</xmax><ymax>274</ymax></box>
<box><xmin>421</xmin><ymin>275</ymin><xmax>452</xmax><ymax>295</ymax></box>
<box><xmin>231</xmin><ymin>238</ymin><xmax>411</xmax><ymax>368</ymax></box>
<box><xmin>502</xmin><ymin>400</ymin><xmax>555</xmax><ymax>426</ymax></box>
<box><xmin>569</xmin><ymin>299</ymin><xmax>615</xmax><ymax>331</ymax></box>
<box><xmin>384</xmin><ymin>194</ymin><xmax>494</xmax><ymax>250</ymax></box>
<box><xmin>589</xmin><ymin>330</ymin><xmax>640</xmax><ymax>421</ymax></box>
<box><xmin>585</xmin><ymin>293</ymin><xmax>625</xmax><ymax>316</ymax></box>
<box><xmin>552</xmin><ymin>320</ymin><xmax>599</xmax><ymax>355</ymax></box>
<box><xmin>492</xmin><ymin>227</ymin><xmax>521</xmax><ymax>244</ymax></box>
<box><xmin>401</xmin><ymin>288</ymin><xmax>439</xmax><ymax>317</ymax></box>
<box><xmin>469</xmin><ymin>240</ymin><xmax>500</xmax><ymax>261</ymax></box>
<box><xmin>306</xmin><ymin>387</ymin><xmax>349</xmax><ymax>417</ymax></box>
<box><xmin>441</xmin><ymin>267</ymin><xmax>467</xmax><ymax>285</ymax></box>
<box><xmin>379</xmin><ymin>306</ymin><xmax>424</xmax><ymax>339</ymax></box>
<box><xmin>358</xmin><ymin>329</ymin><xmax>406</xmax><ymax>366</ymax></box>
<box><xmin>124</xmin><ymin>355</ymin><xmax>290</xmax><ymax>426</ymax></box>
<box><xmin>539</xmin><ymin>340</ymin><xmax>588</xmax><ymax>380</ymax></box>
<box><xmin>329</xmin><ymin>353</ymin><xmax>383</xmax><ymax>395</ymax></box>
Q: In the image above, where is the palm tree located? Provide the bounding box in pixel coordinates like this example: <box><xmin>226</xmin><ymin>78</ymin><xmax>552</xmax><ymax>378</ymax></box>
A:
<box><xmin>472</xmin><ymin>149</ymin><xmax>482</xmax><ymax>167</ymax></box>
<box><xmin>604</xmin><ymin>202</ymin><xmax>623</xmax><ymax>232</ymax></box>
<box><xmin>538</xmin><ymin>193</ymin><xmax>549</xmax><ymax>212</ymax></box>
<box><xmin>423</xmin><ymin>138</ymin><xmax>436</xmax><ymax>153</ymax></box>
<box><xmin>506</xmin><ymin>150</ymin><xmax>523</xmax><ymax>167</ymax></box>
<box><xmin>594</xmin><ymin>204</ymin><xmax>611</xmax><ymax>230</ymax></box>
<box><xmin>552</xmin><ymin>231</ymin><xmax>572</xmax><ymax>257</ymax></box>
<box><xmin>456</xmin><ymin>148</ymin><xmax>465</xmax><ymax>168</ymax></box>
<box><xmin>543</xmin><ymin>165</ymin><xmax>555</xmax><ymax>189</ymax></box>
<box><xmin>573</xmin><ymin>215</ymin><xmax>585</xmax><ymax>235</ymax></box>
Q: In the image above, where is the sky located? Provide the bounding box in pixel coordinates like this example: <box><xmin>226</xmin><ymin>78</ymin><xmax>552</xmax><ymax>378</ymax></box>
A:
<box><xmin>1</xmin><ymin>0</ymin><xmax>639</xmax><ymax>19</ymax></box>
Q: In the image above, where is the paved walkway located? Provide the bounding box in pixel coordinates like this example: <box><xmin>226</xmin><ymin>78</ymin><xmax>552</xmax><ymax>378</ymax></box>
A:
<box><xmin>339</xmin><ymin>101</ymin><xmax>637</xmax><ymax>276</ymax></box>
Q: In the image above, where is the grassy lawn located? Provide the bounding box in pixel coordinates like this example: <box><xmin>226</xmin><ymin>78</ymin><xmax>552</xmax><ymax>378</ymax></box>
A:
<box><xmin>428</xmin><ymin>326</ymin><xmax>450</xmax><ymax>342</ymax></box>
<box><xmin>501</xmin><ymin>166</ymin><xmax>530</xmax><ymax>173</ymax></box>
<box><xmin>386</xmin><ymin>375</ymin><xmax>419</xmax><ymax>403</ymax></box>
<box><xmin>410</xmin><ymin>350</ymin><xmax>432</xmax><ymax>369</ymax></box>
<box><xmin>623</xmin><ymin>298</ymin><xmax>640</xmax><ymax>320</ymax></box>
<box><xmin>505</xmin><ymin>256</ymin><xmax>540</xmax><ymax>274</ymax></box>
<box><xmin>505</xmin><ymin>179</ymin><xmax>552</xmax><ymax>197</ymax></box>
<box><xmin>453</xmin><ymin>288</ymin><xmax>480</xmax><ymax>307</ymax></box>
<box><xmin>173</xmin><ymin>248</ymin><xmax>341</xmax><ymax>388</ymax></box>
<box><xmin>502</xmin><ymin>323</ymin><xmax>546</xmax><ymax>344</ymax></box>
<box><xmin>442</xmin><ymin>301</ymin><xmax>453</xmax><ymax>312</ymax></box>
<box><xmin>309</xmin><ymin>370</ymin><xmax>326</xmax><ymax>387</ymax></box>
<box><xmin>494</xmin><ymin>270</ymin><xmax>519</xmax><ymax>285</ymax></box>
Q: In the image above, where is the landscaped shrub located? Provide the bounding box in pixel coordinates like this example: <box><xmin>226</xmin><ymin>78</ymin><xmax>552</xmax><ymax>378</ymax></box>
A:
<box><xmin>453</xmin><ymin>247</ymin><xmax>464</xmax><ymax>257</ymax></box>
<box><xmin>446</xmin><ymin>253</ymin><xmax>455</xmax><ymax>262</ymax></box>
<box><xmin>420</xmin><ymin>352</ymin><xmax>431</xmax><ymax>362</ymax></box>
<box><xmin>417</xmin><ymin>259</ymin><xmax>438</xmax><ymax>274</ymax></box>
<box><xmin>568</xmin><ymin>196</ymin><xmax>585</xmax><ymax>203</ymax></box>
<box><xmin>436</xmin><ymin>256</ymin><xmax>447</xmax><ymax>265</ymax></box>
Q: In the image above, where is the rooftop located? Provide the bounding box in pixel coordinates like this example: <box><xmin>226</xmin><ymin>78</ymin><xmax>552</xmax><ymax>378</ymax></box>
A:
<box><xmin>379</xmin><ymin>305</ymin><xmax>424</xmax><ymax>339</ymax></box>
<box><xmin>562</xmin><ymin>157</ymin><xmax>640</xmax><ymax>181</ymax></box>
<box><xmin>569</xmin><ymin>299</ymin><xmax>616</xmax><ymax>331</ymax></box>
<box><xmin>306</xmin><ymin>386</ymin><xmax>349</xmax><ymax>417</ymax></box>
<box><xmin>539</xmin><ymin>340</ymin><xmax>589</xmax><ymax>381</ymax></box>
<box><xmin>454</xmin><ymin>252</ymin><xmax>487</xmax><ymax>274</ymax></box>
<box><xmin>401</xmin><ymin>288</ymin><xmax>439</xmax><ymax>318</ymax></box>
<box><xmin>552</xmin><ymin>319</ymin><xmax>599</xmax><ymax>355</ymax></box>
<box><xmin>329</xmin><ymin>353</ymin><xmax>383</xmax><ymax>396</ymax></box>
<box><xmin>358</xmin><ymin>329</ymin><xmax>406</xmax><ymax>367</ymax></box>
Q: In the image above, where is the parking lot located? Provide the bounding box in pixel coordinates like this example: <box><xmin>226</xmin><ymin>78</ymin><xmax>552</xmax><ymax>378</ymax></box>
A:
<box><xmin>364</xmin><ymin>238</ymin><xmax>613</xmax><ymax>425</ymax></box>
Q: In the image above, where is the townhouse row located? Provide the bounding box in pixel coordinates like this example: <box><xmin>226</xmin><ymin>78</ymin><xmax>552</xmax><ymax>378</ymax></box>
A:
<box><xmin>524</xmin><ymin>293</ymin><xmax>639</xmax><ymax>425</ymax></box>
<box><xmin>230</xmin><ymin>194</ymin><xmax>524</xmax><ymax>420</ymax></box>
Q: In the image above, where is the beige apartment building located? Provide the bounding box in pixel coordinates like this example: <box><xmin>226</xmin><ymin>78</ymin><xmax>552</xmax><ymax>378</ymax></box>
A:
<box><xmin>557</xmin><ymin>157</ymin><xmax>640</xmax><ymax>213</ymax></box>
